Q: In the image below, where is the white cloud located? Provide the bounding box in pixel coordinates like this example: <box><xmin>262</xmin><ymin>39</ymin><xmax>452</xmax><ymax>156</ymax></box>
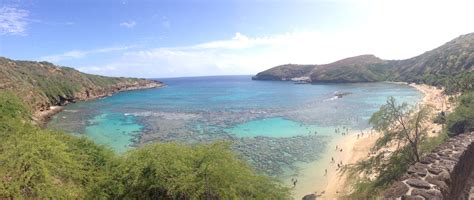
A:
<box><xmin>82</xmin><ymin>32</ymin><xmax>354</xmax><ymax>77</ymax></box>
<box><xmin>0</xmin><ymin>6</ymin><xmax>29</xmax><ymax>35</ymax></box>
<box><xmin>50</xmin><ymin>0</ymin><xmax>474</xmax><ymax>78</ymax></box>
<box><xmin>119</xmin><ymin>20</ymin><xmax>136</xmax><ymax>28</ymax></box>
<box><xmin>41</xmin><ymin>46</ymin><xmax>134</xmax><ymax>62</ymax></box>
<box><xmin>190</xmin><ymin>32</ymin><xmax>269</xmax><ymax>50</ymax></box>
<box><xmin>90</xmin><ymin>26</ymin><xmax>474</xmax><ymax>78</ymax></box>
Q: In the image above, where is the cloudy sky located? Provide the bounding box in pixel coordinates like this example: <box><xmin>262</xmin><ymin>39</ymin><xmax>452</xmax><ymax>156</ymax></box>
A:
<box><xmin>1</xmin><ymin>0</ymin><xmax>473</xmax><ymax>78</ymax></box>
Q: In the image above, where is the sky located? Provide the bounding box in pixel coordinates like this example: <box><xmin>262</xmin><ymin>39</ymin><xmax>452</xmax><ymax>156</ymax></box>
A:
<box><xmin>0</xmin><ymin>0</ymin><xmax>473</xmax><ymax>78</ymax></box>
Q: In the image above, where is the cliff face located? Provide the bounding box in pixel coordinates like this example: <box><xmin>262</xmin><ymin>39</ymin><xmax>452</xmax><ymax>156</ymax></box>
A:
<box><xmin>253</xmin><ymin>33</ymin><xmax>474</xmax><ymax>84</ymax></box>
<box><xmin>0</xmin><ymin>57</ymin><xmax>163</xmax><ymax>115</ymax></box>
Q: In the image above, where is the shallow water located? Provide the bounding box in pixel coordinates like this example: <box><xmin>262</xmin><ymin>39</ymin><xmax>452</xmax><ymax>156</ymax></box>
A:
<box><xmin>48</xmin><ymin>76</ymin><xmax>421</xmax><ymax>175</ymax></box>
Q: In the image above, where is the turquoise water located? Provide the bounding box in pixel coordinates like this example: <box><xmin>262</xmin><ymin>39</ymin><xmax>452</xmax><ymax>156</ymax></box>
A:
<box><xmin>48</xmin><ymin>76</ymin><xmax>422</xmax><ymax>175</ymax></box>
<box><xmin>85</xmin><ymin>113</ymin><xmax>142</xmax><ymax>153</ymax></box>
<box><xmin>226</xmin><ymin>117</ymin><xmax>336</xmax><ymax>138</ymax></box>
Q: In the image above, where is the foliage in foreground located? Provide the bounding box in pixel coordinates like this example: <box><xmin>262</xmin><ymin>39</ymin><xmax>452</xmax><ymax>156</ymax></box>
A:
<box><xmin>114</xmin><ymin>142</ymin><xmax>290</xmax><ymax>200</ymax></box>
<box><xmin>0</xmin><ymin>92</ymin><xmax>290</xmax><ymax>199</ymax></box>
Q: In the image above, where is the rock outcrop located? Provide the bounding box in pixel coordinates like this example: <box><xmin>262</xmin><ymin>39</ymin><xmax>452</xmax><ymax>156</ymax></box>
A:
<box><xmin>384</xmin><ymin>132</ymin><xmax>474</xmax><ymax>199</ymax></box>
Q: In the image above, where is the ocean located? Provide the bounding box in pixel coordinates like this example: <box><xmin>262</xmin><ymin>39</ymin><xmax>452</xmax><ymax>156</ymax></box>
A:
<box><xmin>48</xmin><ymin>75</ymin><xmax>421</xmax><ymax>177</ymax></box>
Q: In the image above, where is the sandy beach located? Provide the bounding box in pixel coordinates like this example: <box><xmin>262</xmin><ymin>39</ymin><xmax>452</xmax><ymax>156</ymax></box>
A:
<box><xmin>291</xmin><ymin>83</ymin><xmax>447</xmax><ymax>199</ymax></box>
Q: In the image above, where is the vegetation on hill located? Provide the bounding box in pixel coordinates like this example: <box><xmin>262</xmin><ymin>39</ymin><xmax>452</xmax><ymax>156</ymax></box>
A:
<box><xmin>253</xmin><ymin>33</ymin><xmax>474</xmax><ymax>87</ymax></box>
<box><xmin>390</xmin><ymin>33</ymin><xmax>474</xmax><ymax>84</ymax></box>
<box><xmin>0</xmin><ymin>92</ymin><xmax>290</xmax><ymax>199</ymax></box>
<box><xmin>446</xmin><ymin>92</ymin><xmax>474</xmax><ymax>135</ymax></box>
<box><xmin>252</xmin><ymin>64</ymin><xmax>315</xmax><ymax>81</ymax></box>
<box><xmin>0</xmin><ymin>57</ymin><xmax>162</xmax><ymax>113</ymax></box>
<box><xmin>309</xmin><ymin>55</ymin><xmax>388</xmax><ymax>83</ymax></box>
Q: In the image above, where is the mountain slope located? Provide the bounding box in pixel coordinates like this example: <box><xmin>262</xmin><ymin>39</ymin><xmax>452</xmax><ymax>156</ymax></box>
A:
<box><xmin>309</xmin><ymin>54</ymin><xmax>389</xmax><ymax>83</ymax></box>
<box><xmin>252</xmin><ymin>64</ymin><xmax>316</xmax><ymax>81</ymax></box>
<box><xmin>0</xmin><ymin>57</ymin><xmax>163</xmax><ymax>115</ymax></box>
<box><xmin>253</xmin><ymin>33</ymin><xmax>474</xmax><ymax>85</ymax></box>
<box><xmin>388</xmin><ymin>33</ymin><xmax>474</xmax><ymax>83</ymax></box>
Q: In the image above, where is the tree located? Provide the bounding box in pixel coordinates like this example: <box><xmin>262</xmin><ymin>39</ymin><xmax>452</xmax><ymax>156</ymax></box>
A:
<box><xmin>344</xmin><ymin>97</ymin><xmax>435</xmax><ymax>199</ymax></box>
<box><xmin>369</xmin><ymin>97</ymin><xmax>432</xmax><ymax>162</ymax></box>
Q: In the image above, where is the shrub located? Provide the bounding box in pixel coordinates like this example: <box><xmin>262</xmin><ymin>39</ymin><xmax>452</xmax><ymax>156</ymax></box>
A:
<box><xmin>112</xmin><ymin>142</ymin><xmax>290</xmax><ymax>200</ymax></box>
<box><xmin>446</xmin><ymin>92</ymin><xmax>474</xmax><ymax>135</ymax></box>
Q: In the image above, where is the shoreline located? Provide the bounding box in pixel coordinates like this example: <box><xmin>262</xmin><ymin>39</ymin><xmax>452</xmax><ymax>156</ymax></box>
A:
<box><xmin>290</xmin><ymin>130</ymin><xmax>379</xmax><ymax>199</ymax></box>
<box><xmin>33</xmin><ymin>83</ymin><xmax>165</xmax><ymax>126</ymax></box>
<box><xmin>293</xmin><ymin>82</ymin><xmax>446</xmax><ymax>199</ymax></box>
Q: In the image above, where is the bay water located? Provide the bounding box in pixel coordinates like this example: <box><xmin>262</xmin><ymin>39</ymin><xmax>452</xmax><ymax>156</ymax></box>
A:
<box><xmin>48</xmin><ymin>75</ymin><xmax>421</xmax><ymax>179</ymax></box>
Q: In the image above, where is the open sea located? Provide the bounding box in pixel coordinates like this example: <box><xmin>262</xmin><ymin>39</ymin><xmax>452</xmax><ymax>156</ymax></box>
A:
<box><xmin>48</xmin><ymin>75</ymin><xmax>422</xmax><ymax>178</ymax></box>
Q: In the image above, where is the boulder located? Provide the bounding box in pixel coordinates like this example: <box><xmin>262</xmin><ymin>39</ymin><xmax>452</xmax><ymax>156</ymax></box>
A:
<box><xmin>406</xmin><ymin>179</ymin><xmax>431</xmax><ymax>189</ymax></box>
<box><xmin>384</xmin><ymin>182</ymin><xmax>409</xmax><ymax>198</ymax></box>
<box><xmin>302</xmin><ymin>194</ymin><xmax>317</xmax><ymax>200</ymax></box>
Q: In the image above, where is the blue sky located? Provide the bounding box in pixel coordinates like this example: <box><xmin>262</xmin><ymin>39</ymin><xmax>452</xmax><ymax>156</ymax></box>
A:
<box><xmin>1</xmin><ymin>0</ymin><xmax>473</xmax><ymax>78</ymax></box>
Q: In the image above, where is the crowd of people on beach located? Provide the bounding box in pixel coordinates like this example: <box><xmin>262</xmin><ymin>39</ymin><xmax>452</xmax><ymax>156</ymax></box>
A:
<box><xmin>291</xmin><ymin>126</ymin><xmax>378</xmax><ymax>190</ymax></box>
<box><xmin>326</xmin><ymin>128</ymin><xmax>376</xmax><ymax>178</ymax></box>
<box><xmin>333</xmin><ymin>146</ymin><xmax>345</xmax><ymax>171</ymax></box>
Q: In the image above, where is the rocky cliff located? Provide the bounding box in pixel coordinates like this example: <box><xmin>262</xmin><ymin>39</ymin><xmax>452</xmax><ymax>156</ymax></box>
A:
<box><xmin>0</xmin><ymin>57</ymin><xmax>163</xmax><ymax>121</ymax></box>
<box><xmin>253</xmin><ymin>33</ymin><xmax>474</xmax><ymax>84</ymax></box>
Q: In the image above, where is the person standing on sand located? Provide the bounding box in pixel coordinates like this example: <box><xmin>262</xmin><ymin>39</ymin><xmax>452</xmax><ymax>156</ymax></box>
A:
<box><xmin>325</xmin><ymin>169</ymin><xmax>327</xmax><ymax>176</ymax></box>
<box><xmin>292</xmin><ymin>178</ymin><xmax>298</xmax><ymax>188</ymax></box>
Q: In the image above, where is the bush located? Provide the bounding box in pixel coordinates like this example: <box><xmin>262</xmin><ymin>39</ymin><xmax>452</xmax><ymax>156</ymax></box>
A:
<box><xmin>111</xmin><ymin>142</ymin><xmax>290</xmax><ymax>200</ymax></box>
<box><xmin>0</xmin><ymin>92</ymin><xmax>114</xmax><ymax>198</ymax></box>
<box><xmin>433</xmin><ymin>111</ymin><xmax>447</xmax><ymax>124</ymax></box>
<box><xmin>446</xmin><ymin>92</ymin><xmax>474</xmax><ymax>135</ymax></box>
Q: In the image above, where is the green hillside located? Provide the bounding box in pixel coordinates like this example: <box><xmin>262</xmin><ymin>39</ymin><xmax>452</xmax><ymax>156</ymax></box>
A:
<box><xmin>0</xmin><ymin>57</ymin><xmax>162</xmax><ymax>113</ymax></box>
<box><xmin>253</xmin><ymin>33</ymin><xmax>474</xmax><ymax>90</ymax></box>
